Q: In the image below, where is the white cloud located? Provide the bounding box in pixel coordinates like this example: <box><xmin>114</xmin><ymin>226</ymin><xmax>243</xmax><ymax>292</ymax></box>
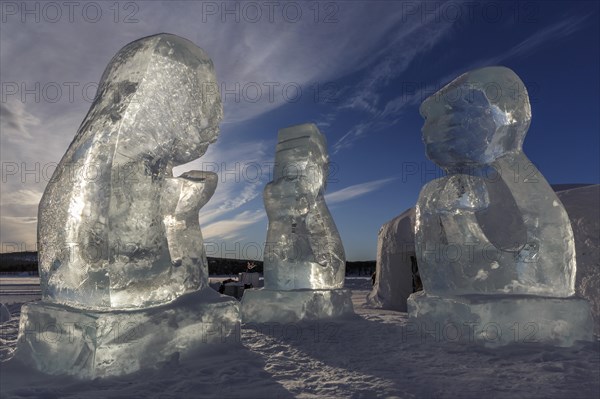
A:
<box><xmin>492</xmin><ymin>14</ymin><xmax>592</xmax><ymax>63</ymax></box>
<box><xmin>1</xmin><ymin>216</ymin><xmax>37</xmax><ymax>224</ymax></box>
<box><xmin>325</xmin><ymin>177</ymin><xmax>396</xmax><ymax>205</ymax></box>
<box><xmin>0</xmin><ymin>101</ymin><xmax>40</xmax><ymax>141</ymax></box>
<box><xmin>173</xmin><ymin>137</ymin><xmax>270</xmax><ymax>226</ymax></box>
<box><xmin>381</xmin><ymin>14</ymin><xmax>594</xmax><ymax>120</ymax></box>
<box><xmin>0</xmin><ymin>189</ymin><xmax>42</xmax><ymax>250</ymax></box>
<box><xmin>0</xmin><ymin>189</ymin><xmax>43</xmax><ymax>206</ymax></box>
<box><xmin>332</xmin><ymin>12</ymin><xmax>594</xmax><ymax>154</ymax></box>
<box><xmin>202</xmin><ymin>209</ymin><xmax>266</xmax><ymax>241</ymax></box>
<box><xmin>3</xmin><ymin>2</ymin><xmax>589</xmax><ymax>254</ymax></box>
<box><xmin>0</xmin><ymin>2</ymin><xmax>454</xmax><ymax>130</ymax></box>
<box><xmin>330</xmin><ymin>12</ymin><xmax>455</xmax><ymax>152</ymax></box>
<box><xmin>332</xmin><ymin>123</ymin><xmax>370</xmax><ymax>154</ymax></box>
<box><xmin>0</xmin><ymin>215</ymin><xmax>38</xmax><ymax>252</ymax></box>
<box><xmin>0</xmin><ymin>2</ymin><xmax>454</xmax><ymax>251</ymax></box>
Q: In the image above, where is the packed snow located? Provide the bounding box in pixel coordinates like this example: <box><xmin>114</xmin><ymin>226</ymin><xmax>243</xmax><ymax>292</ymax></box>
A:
<box><xmin>1</xmin><ymin>277</ymin><xmax>598</xmax><ymax>398</ymax></box>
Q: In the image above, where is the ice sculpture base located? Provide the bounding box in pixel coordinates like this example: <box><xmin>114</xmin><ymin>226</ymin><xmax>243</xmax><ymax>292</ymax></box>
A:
<box><xmin>15</xmin><ymin>288</ymin><xmax>240</xmax><ymax>379</ymax></box>
<box><xmin>241</xmin><ymin>288</ymin><xmax>354</xmax><ymax>323</ymax></box>
<box><xmin>407</xmin><ymin>291</ymin><xmax>594</xmax><ymax>347</ymax></box>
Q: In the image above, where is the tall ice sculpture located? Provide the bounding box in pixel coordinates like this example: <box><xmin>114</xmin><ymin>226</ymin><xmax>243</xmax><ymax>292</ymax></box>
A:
<box><xmin>241</xmin><ymin>123</ymin><xmax>354</xmax><ymax>322</ymax></box>
<box><xmin>408</xmin><ymin>66</ymin><xmax>593</xmax><ymax>346</ymax></box>
<box><xmin>14</xmin><ymin>34</ymin><xmax>240</xmax><ymax>378</ymax></box>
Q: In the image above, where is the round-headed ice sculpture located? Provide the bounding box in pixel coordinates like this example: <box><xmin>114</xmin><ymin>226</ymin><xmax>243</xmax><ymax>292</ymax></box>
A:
<box><xmin>416</xmin><ymin>66</ymin><xmax>575</xmax><ymax>297</ymax></box>
<box><xmin>38</xmin><ymin>33</ymin><xmax>223</xmax><ymax>309</ymax></box>
<box><xmin>263</xmin><ymin>123</ymin><xmax>346</xmax><ymax>290</ymax></box>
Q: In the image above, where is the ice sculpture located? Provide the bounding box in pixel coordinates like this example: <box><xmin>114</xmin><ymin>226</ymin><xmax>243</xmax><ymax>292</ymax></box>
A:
<box><xmin>38</xmin><ymin>34</ymin><xmax>222</xmax><ymax>309</ymax></box>
<box><xmin>263</xmin><ymin>124</ymin><xmax>346</xmax><ymax>290</ymax></box>
<box><xmin>408</xmin><ymin>66</ymin><xmax>593</xmax><ymax>346</ymax></box>
<box><xmin>241</xmin><ymin>123</ymin><xmax>353</xmax><ymax>322</ymax></box>
<box><xmin>14</xmin><ymin>34</ymin><xmax>240</xmax><ymax>378</ymax></box>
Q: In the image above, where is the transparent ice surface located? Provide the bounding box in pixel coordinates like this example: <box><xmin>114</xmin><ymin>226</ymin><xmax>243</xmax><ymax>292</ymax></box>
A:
<box><xmin>17</xmin><ymin>288</ymin><xmax>240</xmax><ymax>378</ymax></box>
<box><xmin>415</xmin><ymin>66</ymin><xmax>576</xmax><ymax>297</ymax></box>
<box><xmin>407</xmin><ymin>291</ymin><xmax>593</xmax><ymax>347</ymax></box>
<box><xmin>241</xmin><ymin>288</ymin><xmax>353</xmax><ymax>323</ymax></box>
<box><xmin>263</xmin><ymin>123</ymin><xmax>346</xmax><ymax>290</ymax></box>
<box><xmin>37</xmin><ymin>34</ymin><xmax>223</xmax><ymax>309</ymax></box>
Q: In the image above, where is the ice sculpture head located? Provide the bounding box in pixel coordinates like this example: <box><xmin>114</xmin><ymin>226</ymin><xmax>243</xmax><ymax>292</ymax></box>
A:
<box><xmin>273</xmin><ymin>123</ymin><xmax>329</xmax><ymax>192</ymax></box>
<box><xmin>93</xmin><ymin>33</ymin><xmax>223</xmax><ymax>164</ymax></box>
<box><xmin>420</xmin><ymin>66</ymin><xmax>531</xmax><ymax>168</ymax></box>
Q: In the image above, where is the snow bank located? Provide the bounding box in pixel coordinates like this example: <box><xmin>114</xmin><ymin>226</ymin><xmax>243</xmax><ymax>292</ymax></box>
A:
<box><xmin>557</xmin><ymin>185</ymin><xmax>600</xmax><ymax>334</ymax></box>
<box><xmin>366</xmin><ymin>207</ymin><xmax>415</xmax><ymax>311</ymax></box>
<box><xmin>2</xmin><ymin>286</ymin><xmax>599</xmax><ymax>398</ymax></box>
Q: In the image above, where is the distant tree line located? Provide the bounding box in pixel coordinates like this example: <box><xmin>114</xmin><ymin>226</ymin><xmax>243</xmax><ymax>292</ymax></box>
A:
<box><xmin>345</xmin><ymin>261</ymin><xmax>376</xmax><ymax>276</ymax></box>
<box><xmin>0</xmin><ymin>252</ymin><xmax>38</xmax><ymax>273</ymax></box>
<box><xmin>207</xmin><ymin>257</ymin><xmax>264</xmax><ymax>275</ymax></box>
<box><xmin>0</xmin><ymin>252</ymin><xmax>376</xmax><ymax>276</ymax></box>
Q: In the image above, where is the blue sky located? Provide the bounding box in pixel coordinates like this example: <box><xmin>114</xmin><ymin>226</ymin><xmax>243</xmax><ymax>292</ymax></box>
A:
<box><xmin>1</xmin><ymin>1</ymin><xmax>599</xmax><ymax>260</ymax></box>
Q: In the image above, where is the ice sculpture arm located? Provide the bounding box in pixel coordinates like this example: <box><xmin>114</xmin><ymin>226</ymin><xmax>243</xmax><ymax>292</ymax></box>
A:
<box><xmin>417</xmin><ymin>175</ymin><xmax>516</xmax><ymax>293</ymax></box>
<box><xmin>417</xmin><ymin>176</ymin><xmax>491</xmax><ymax>250</ymax></box>
<box><xmin>162</xmin><ymin>171</ymin><xmax>217</xmax><ymax>267</ymax></box>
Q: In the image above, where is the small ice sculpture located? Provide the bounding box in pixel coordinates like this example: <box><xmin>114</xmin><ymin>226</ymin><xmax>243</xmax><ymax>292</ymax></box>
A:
<box><xmin>241</xmin><ymin>124</ymin><xmax>353</xmax><ymax>322</ymax></box>
<box><xmin>263</xmin><ymin>123</ymin><xmax>346</xmax><ymax>290</ymax></box>
<box><xmin>408</xmin><ymin>66</ymin><xmax>593</xmax><ymax>346</ymax></box>
<box><xmin>15</xmin><ymin>34</ymin><xmax>240</xmax><ymax>378</ymax></box>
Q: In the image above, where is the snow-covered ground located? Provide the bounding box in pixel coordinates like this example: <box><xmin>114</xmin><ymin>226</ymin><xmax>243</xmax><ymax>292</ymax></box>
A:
<box><xmin>1</xmin><ymin>277</ymin><xmax>599</xmax><ymax>398</ymax></box>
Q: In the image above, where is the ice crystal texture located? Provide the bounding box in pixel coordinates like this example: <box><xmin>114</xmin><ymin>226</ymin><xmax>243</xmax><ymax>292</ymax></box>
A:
<box><xmin>263</xmin><ymin>123</ymin><xmax>346</xmax><ymax>290</ymax></box>
<box><xmin>37</xmin><ymin>33</ymin><xmax>223</xmax><ymax>309</ymax></box>
<box><xmin>416</xmin><ymin>66</ymin><xmax>576</xmax><ymax>297</ymax></box>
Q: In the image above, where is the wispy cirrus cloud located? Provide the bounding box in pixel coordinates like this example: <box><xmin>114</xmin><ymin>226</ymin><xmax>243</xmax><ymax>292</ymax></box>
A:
<box><xmin>0</xmin><ymin>101</ymin><xmax>39</xmax><ymax>141</ymax></box>
<box><xmin>0</xmin><ymin>189</ymin><xmax>43</xmax><ymax>206</ymax></box>
<box><xmin>330</xmin><ymin>8</ymin><xmax>455</xmax><ymax>152</ymax></box>
<box><xmin>0</xmin><ymin>216</ymin><xmax>39</xmax><ymax>252</ymax></box>
<box><xmin>333</xmin><ymin>12</ymin><xmax>595</xmax><ymax>153</ymax></box>
<box><xmin>1</xmin><ymin>216</ymin><xmax>38</xmax><ymax>224</ymax></box>
<box><xmin>332</xmin><ymin>123</ymin><xmax>370</xmax><ymax>154</ymax></box>
<box><xmin>198</xmin><ymin>182</ymin><xmax>263</xmax><ymax>226</ymax></box>
<box><xmin>202</xmin><ymin>176</ymin><xmax>397</xmax><ymax>241</ymax></box>
<box><xmin>173</xmin><ymin>137</ymin><xmax>270</xmax><ymax>227</ymax></box>
<box><xmin>490</xmin><ymin>13</ymin><xmax>593</xmax><ymax>64</ymax></box>
<box><xmin>202</xmin><ymin>209</ymin><xmax>265</xmax><ymax>241</ymax></box>
<box><xmin>381</xmin><ymin>13</ymin><xmax>596</xmax><ymax>121</ymax></box>
<box><xmin>1</xmin><ymin>3</ymin><xmax>425</xmax><ymax>249</ymax></box>
<box><xmin>202</xmin><ymin>177</ymin><xmax>397</xmax><ymax>241</ymax></box>
<box><xmin>325</xmin><ymin>177</ymin><xmax>396</xmax><ymax>205</ymax></box>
